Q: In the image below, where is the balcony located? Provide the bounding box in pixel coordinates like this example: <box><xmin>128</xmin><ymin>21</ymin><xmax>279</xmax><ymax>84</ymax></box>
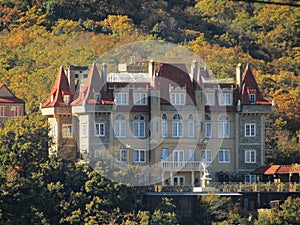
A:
<box><xmin>161</xmin><ymin>161</ymin><xmax>204</xmax><ymax>171</ymax></box>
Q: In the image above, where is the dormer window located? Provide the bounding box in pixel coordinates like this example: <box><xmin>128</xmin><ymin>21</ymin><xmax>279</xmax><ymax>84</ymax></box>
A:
<box><xmin>64</xmin><ymin>95</ymin><xmax>70</xmax><ymax>105</ymax></box>
<box><xmin>170</xmin><ymin>93</ymin><xmax>185</xmax><ymax>105</ymax></box>
<box><xmin>115</xmin><ymin>93</ymin><xmax>128</xmax><ymax>105</ymax></box>
<box><xmin>134</xmin><ymin>92</ymin><xmax>147</xmax><ymax>105</ymax></box>
<box><xmin>218</xmin><ymin>93</ymin><xmax>232</xmax><ymax>106</ymax></box>
<box><xmin>94</xmin><ymin>93</ymin><xmax>101</xmax><ymax>104</ymax></box>
<box><xmin>249</xmin><ymin>94</ymin><xmax>256</xmax><ymax>104</ymax></box>
<box><xmin>205</xmin><ymin>92</ymin><xmax>215</xmax><ymax>106</ymax></box>
<box><xmin>50</xmin><ymin>95</ymin><xmax>54</xmax><ymax>102</ymax></box>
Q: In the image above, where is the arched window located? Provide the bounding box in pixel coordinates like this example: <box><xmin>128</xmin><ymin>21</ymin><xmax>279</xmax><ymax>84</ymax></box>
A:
<box><xmin>205</xmin><ymin>114</ymin><xmax>212</xmax><ymax>138</ymax></box>
<box><xmin>161</xmin><ymin>113</ymin><xmax>168</xmax><ymax>138</ymax></box>
<box><xmin>172</xmin><ymin>114</ymin><xmax>183</xmax><ymax>137</ymax></box>
<box><xmin>114</xmin><ymin>114</ymin><xmax>126</xmax><ymax>138</ymax></box>
<box><xmin>218</xmin><ymin>114</ymin><xmax>230</xmax><ymax>138</ymax></box>
<box><xmin>188</xmin><ymin>114</ymin><xmax>194</xmax><ymax>137</ymax></box>
<box><xmin>133</xmin><ymin>114</ymin><xmax>145</xmax><ymax>138</ymax></box>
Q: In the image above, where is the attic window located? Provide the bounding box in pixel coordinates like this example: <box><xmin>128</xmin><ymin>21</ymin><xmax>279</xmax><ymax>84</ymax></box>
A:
<box><xmin>170</xmin><ymin>93</ymin><xmax>185</xmax><ymax>105</ymax></box>
<box><xmin>249</xmin><ymin>94</ymin><xmax>256</xmax><ymax>104</ymax></box>
<box><xmin>94</xmin><ymin>93</ymin><xmax>101</xmax><ymax>104</ymax></box>
<box><xmin>50</xmin><ymin>95</ymin><xmax>54</xmax><ymax>102</ymax></box>
<box><xmin>218</xmin><ymin>92</ymin><xmax>232</xmax><ymax>106</ymax></box>
<box><xmin>64</xmin><ymin>95</ymin><xmax>70</xmax><ymax>105</ymax></box>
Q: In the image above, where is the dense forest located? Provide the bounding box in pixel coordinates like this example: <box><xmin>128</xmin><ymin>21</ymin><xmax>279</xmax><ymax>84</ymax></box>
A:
<box><xmin>0</xmin><ymin>0</ymin><xmax>299</xmax><ymax>224</ymax></box>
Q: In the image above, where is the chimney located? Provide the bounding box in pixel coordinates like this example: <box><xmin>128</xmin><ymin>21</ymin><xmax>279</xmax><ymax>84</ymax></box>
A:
<box><xmin>191</xmin><ymin>60</ymin><xmax>198</xmax><ymax>87</ymax></box>
<box><xmin>236</xmin><ymin>63</ymin><xmax>242</xmax><ymax>93</ymax></box>
<box><xmin>102</xmin><ymin>63</ymin><xmax>107</xmax><ymax>91</ymax></box>
<box><xmin>149</xmin><ymin>60</ymin><xmax>154</xmax><ymax>76</ymax></box>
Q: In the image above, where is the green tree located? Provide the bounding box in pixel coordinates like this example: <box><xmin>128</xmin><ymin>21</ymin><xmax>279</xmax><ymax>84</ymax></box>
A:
<box><xmin>255</xmin><ymin>197</ymin><xmax>300</xmax><ymax>225</ymax></box>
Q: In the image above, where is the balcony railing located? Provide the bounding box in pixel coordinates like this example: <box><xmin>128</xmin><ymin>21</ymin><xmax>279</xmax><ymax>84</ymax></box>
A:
<box><xmin>161</xmin><ymin>161</ymin><xmax>203</xmax><ymax>170</ymax></box>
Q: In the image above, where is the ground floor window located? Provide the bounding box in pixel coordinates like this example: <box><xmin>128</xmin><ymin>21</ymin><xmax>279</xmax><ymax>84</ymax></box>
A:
<box><xmin>133</xmin><ymin>149</ymin><xmax>146</xmax><ymax>163</ymax></box>
<box><xmin>173</xmin><ymin>176</ymin><xmax>185</xmax><ymax>186</ymax></box>
<box><xmin>244</xmin><ymin>174</ymin><xmax>256</xmax><ymax>183</ymax></box>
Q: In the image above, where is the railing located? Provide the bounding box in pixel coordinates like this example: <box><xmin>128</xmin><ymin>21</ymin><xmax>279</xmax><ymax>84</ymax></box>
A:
<box><xmin>149</xmin><ymin>182</ymin><xmax>300</xmax><ymax>193</ymax></box>
<box><xmin>161</xmin><ymin>161</ymin><xmax>203</xmax><ymax>170</ymax></box>
<box><xmin>215</xmin><ymin>182</ymin><xmax>300</xmax><ymax>192</ymax></box>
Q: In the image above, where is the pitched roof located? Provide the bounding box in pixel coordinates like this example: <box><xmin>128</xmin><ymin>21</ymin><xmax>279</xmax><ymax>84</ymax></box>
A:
<box><xmin>0</xmin><ymin>84</ymin><xmax>25</xmax><ymax>104</ymax></box>
<box><xmin>276</xmin><ymin>165</ymin><xmax>292</xmax><ymax>174</ymax></box>
<box><xmin>156</xmin><ymin>63</ymin><xmax>196</xmax><ymax>104</ymax></box>
<box><xmin>72</xmin><ymin>63</ymin><xmax>114</xmax><ymax>105</ymax></box>
<box><xmin>42</xmin><ymin>66</ymin><xmax>72</xmax><ymax>108</ymax></box>
<box><xmin>241</xmin><ymin>64</ymin><xmax>271</xmax><ymax>105</ymax></box>
<box><xmin>252</xmin><ymin>165</ymin><xmax>297</xmax><ymax>175</ymax></box>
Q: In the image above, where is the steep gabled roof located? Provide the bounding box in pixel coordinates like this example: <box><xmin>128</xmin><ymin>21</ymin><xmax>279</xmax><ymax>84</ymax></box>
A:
<box><xmin>156</xmin><ymin>63</ymin><xmax>196</xmax><ymax>104</ymax></box>
<box><xmin>0</xmin><ymin>84</ymin><xmax>25</xmax><ymax>104</ymax></box>
<box><xmin>241</xmin><ymin>64</ymin><xmax>271</xmax><ymax>105</ymax></box>
<box><xmin>42</xmin><ymin>66</ymin><xmax>72</xmax><ymax>108</ymax></box>
<box><xmin>72</xmin><ymin>63</ymin><xmax>114</xmax><ymax>105</ymax></box>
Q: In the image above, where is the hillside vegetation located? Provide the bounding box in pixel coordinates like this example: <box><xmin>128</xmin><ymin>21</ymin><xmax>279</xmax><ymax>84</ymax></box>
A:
<box><xmin>0</xmin><ymin>0</ymin><xmax>299</xmax><ymax>162</ymax></box>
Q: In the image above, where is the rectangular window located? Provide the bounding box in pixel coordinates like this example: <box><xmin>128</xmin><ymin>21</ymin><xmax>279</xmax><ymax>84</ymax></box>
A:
<box><xmin>219</xmin><ymin>93</ymin><xmax>232</xmax><ymax>106</ymax></box>
<box><xmin>0</xmin><ymin>106</ymin><xmax>6</xmax><ymax>117</ymax></box>
<box><xmin>162</xmin><ymin>121</ymin><xmax>168</xmax><ymax>137</ymax></box>
<box><xmin>245</xmin><ymin>150</ymin><xmax>256</xmax><ymax>163</ymax></box>
<box><xmin>205</xmin><ymin>92</ymin><xmax>215</xmax><ymax>106</ymax></box>
<box><xmin>119</xmin><ymin>149</ymin><xmax>127</xmax><ymax>162</ymax></box>
<box><xmin>245</xmin><ymin>123</ymin><xmax>256</xmax><ymax>137</ymax></box>
<box><xmin>170</xmin><ymin>93</ymin><xmax>185</xmax><ymax>105</ymax></box>
<box><xmin>62</xmin><ymin>125</ymin><xmax>72</xmax><ymax>137</ymax></box>
<box><xmin>188</xmin><ymin>149</ymin><xmax>195</xmax><ymax>162</ymax></box>
<box><xmin>51</xmin><ymin>123</ymin><xmax>57</xmax><ymax>137</ymax></box>
<box><xmin>10</xmin><ymin>106</ymin><xmax>19</xmax><ymax>117</ymax></box>
<box><xmin>205</xmin><ymin>122</ymin><xmax>212</xmax><ymax>138</ymax></box>
<box><xmin>81</xmin><ymin>123</ymin><xmax>87</xmax><ymax>137</ymax></box>
<box><xmin>134</xmin><ymin>149</ymin><xmax>146</xmax><ymax>163</ymax></box>
<box><xmin>134</xmin><ymin>93</ymin><xmax>147</xmax><ymax>105</ymax></box>
<box><xmin>94</xmin><ymin>93</ymin><xmax>101</xmax><ymax>104</ymax></box>
<box><xmin>64</xmin><ymin>95</ymin><xmax>70</xmax><ymax>105</ymax></box>
<box><xmin>162</xmin><ymin>149</ymin><xmax>168</xmax><ymax>161</ymax></box>
<box><xmin>201</xmin><ymin>149</ymin><xmax>212</xmax><ymax>163</ymax></box>
<box><xmin>218</xmin><ymin>149</ymin><xmax>230</xmax><ymax>163</ymax></box>
<box><xmin>95</xmin><ymin>123</ymin><xmax>105</xmax><ymax>136</ymax></box>
<box><xmin>188</xmin><ymin>122</ymin><xmax>194</xmax><ymax>137</ymax></box>
<box><xmin>172</xmin><ymin>122</ymin><xmax>183</xmax><ymax>137</ymax></box>
<box><xmin>249</xmin><ymin>94</ymin><xmax>256</xmax><ymax>104</ymax></box>
<box><xmin>173</xmin><ymin>150</ymin><xmax>184</xmax><ymax>162</ymax></box>
<box><xmin>244</xmin><ymin>174</ymin><xmax>256</xmax><ymax>183</ymax></box>
<box><xmin>218</xmin><ymin>122</ymin><xmax>230</xmax><ymax>138</ymax></box>
<box><xmin>133</xmin><ymin>122</ymin><xmax>145</xmax><ymax>138</ymax></box>
<box><xmin>114</xmin><ymin>121</ymin><xmax>126</xmax><ymax>138</ymax></box>
<box><xmin>115</xmin><ymin>93</ymin><xmax>128</xmax><ymax>105</ymax></box>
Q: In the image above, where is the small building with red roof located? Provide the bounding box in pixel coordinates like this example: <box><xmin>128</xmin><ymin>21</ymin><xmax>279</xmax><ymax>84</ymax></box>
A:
<box><xmin>41</xmin><ymin>61</ymin><xmax>272</xmax><ymax>186</ymax></box>
<box><xmin>0</xmin><ymin>84</ymin><xmax>25</xmax><ymax>123</ymax></box>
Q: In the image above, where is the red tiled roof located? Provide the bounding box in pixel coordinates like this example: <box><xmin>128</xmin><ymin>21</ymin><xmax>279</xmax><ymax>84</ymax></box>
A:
<box><xmin>156</xmin><ymin>63</ymin><xmax>196</xmax><ymax>104</ymax></box>
<box><xmin>276</xmin><ymin>165</ymin><xmax>292</xmax><ymax>174</ymax></box>
<box><xmin>264</xmin><ymin>165</ymin><xmax>280</xmax><ymax>175</ymax></box>
<box><xmin>252</xmin><ymin>165</ymin><xmax>294</xmax><ymax>175</ymax></box>
<box><xmin>241</xmin><ymin>64</ymin><xmax>272</xmax><ymax>105</ymax></box>
<box><xmin>0</xmin><ymin>84</ymin><xmax>25</xmax><ymax>104</ymax></box>
<box><xmin>42</xmin><ymin>66</ymin><xmax>72</xmax><ymax>108</ymax></box>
